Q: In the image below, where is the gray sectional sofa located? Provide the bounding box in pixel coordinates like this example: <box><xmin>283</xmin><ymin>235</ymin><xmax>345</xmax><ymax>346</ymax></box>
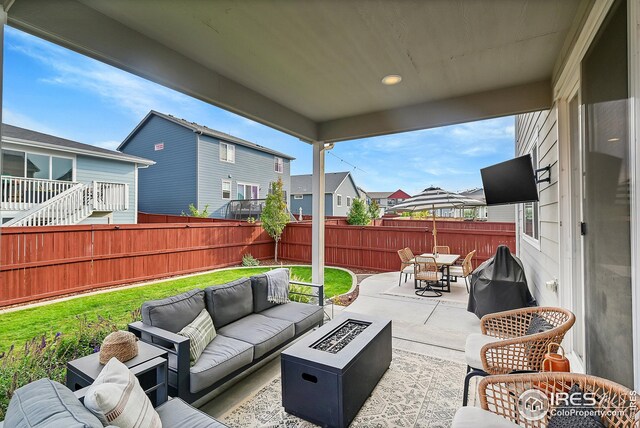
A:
<box><xmin>128</xmin><ymin>273</ymin><xmax>325</xmax><ymax>403</ymax></box>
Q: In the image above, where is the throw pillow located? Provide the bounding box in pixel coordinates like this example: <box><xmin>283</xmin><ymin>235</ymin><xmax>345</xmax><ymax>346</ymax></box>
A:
<box><xmin>526</xmin><ymin>313</ymin><xmax>555</xmax><ymax>335</ymax></box>
<box><xmin>547</xmin><ymin>384</ymin><xmax>605</xmax><ymax>428</ymax></box>
<box><xmin>177</xmin><ymin>308</ymin><xmax>216</xmax><ymax>364</ymax></box>
<box><xmin>84</xmin><ymin>358</ymin><xmax>161</xmax><ymax>428</ymax></box>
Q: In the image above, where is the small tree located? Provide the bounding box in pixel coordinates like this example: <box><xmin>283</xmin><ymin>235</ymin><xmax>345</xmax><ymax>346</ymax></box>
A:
<box><xmin>261</xmin><ymin>178</ymin><xmax>290</xmax><ymax>262</ymax></box>
<box><xmin>181</xmin><ymin>203</ymin><xmax>209</xmax><ymax>218</ymax></box>
<box><xmin>347</xmin><ymin>198</ymin><xmax>371</xmax><ymax>225</ymax></box>
<box><xmin>368</xmin><ymin>199</ymin><xmax>380</xmax><ymax>219</ymax></box>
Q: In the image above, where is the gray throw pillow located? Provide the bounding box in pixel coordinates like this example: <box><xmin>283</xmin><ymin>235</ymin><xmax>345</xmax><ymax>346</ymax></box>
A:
<box><xmin>526</xmin><ymin>313</ymin><xmax>555</xmax><ymax>335</ymax></box>
<box><xmin>547</xmin><ymin>384</ymin><xmax>605</xmax><ymax>428</ymax></box>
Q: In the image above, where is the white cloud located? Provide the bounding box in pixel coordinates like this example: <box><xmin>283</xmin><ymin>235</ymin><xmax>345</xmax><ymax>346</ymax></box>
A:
<box><xmin>3</xmin><ymin>108</ymin><xmax>64</xmax><ymax>136</ymax></box>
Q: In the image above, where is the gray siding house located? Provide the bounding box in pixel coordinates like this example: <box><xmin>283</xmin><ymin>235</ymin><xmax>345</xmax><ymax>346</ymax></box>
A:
<box><xmin>290</xmin><ymin>172</ymin><xmax>360</xmax><ymax>217</ymax></box>
<box><xmin>119</xmin><ymin>111</ymin><xmax>294</xmax><ymax>218</ymax></box>
<box><xmin>1</xmin><ymin>124</ymin><xmax>153</xmax><ymax>226</ymax></box>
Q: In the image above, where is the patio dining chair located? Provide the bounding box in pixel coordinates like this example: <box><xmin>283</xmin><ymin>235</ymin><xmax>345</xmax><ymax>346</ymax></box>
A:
<box><xmin>453</xmin><ymin>372</ymin><xmax>639</xmax><ymax>427</ymax></box>
<box><xmin>433</xmin><ymin>245</ymin><xmax>450</xmax><ymax>254</ymax></box>
<box><xmin>462</xmin><ymin>306</ymin><xmax>575</xmax><ymax>406</ymax></box>
<box><xmin>414</xmin><ymin>256</ymin><xmax>443</xmax><ymax>297</ymax></box>
<box><xmin>448</xmin><ymin>250</ymin><xmax>476</xmax><ymax>292</ymax></box>
<box><xmin>397</xmin><ymin>248</ymin><xmax>415</xmax><ymax>286</ymax></box>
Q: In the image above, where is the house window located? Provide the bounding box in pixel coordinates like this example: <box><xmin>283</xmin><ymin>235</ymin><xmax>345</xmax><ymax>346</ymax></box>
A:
<box><xmin>274</xmin><ymin>157</ymin><xmax>284</xmax><ymax>173</ymax></box>
<box><xmin>347</xmin><ymin>196</ymin><xmax>351</xmax><ymax>207</ymax></box>
<box><xmin>336</xmin><ymin>194</ymin><xmax>342</xmax><ymax>207</ymax></box>
<box><xmin>1</xmin><ymin>149</ymin><xmax>73</xmax><ymax>181</ymax></box>
<box><xmin>293</xmin><ymin>194</ymin><xmax>304</xmax><ymax>200</ymax></box>
<box><xmin>237</xmin><ymin>182</ymin><xmax>259</xmax><ymax>200</ymax></box>
<box><xmin>523</xmin><ymin>139</ymin><xmax>539</xmax><ymax>240</ymax></box>
<box><xmin>222</xmin><ymin>180</ymin><xmax>231</xmax><ymax>200</ymax></box>
<box><xmin>220</xmin><ymin>142</ymin><xmax>235</xmax><ymax>163</ymax></box>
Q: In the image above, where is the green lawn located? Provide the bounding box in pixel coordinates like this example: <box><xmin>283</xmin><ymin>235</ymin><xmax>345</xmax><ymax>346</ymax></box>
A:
<box><xmin>0</xmin><ymin>267</ymin><xmax>352</xmax><ymax>352</ymax></box>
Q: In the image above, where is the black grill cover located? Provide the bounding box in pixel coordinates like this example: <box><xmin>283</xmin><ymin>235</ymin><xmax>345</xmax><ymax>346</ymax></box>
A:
<box><xmin>467</xmin><ymin>245</ymin><xmax>536</xmax><ymax>318</ymax></box>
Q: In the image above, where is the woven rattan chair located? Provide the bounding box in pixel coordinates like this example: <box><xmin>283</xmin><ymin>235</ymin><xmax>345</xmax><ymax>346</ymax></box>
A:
<box><xmin>433</xmin><ymin>245</ymin><xmax>450</xmax><ymax>254</ymax></box>
<box><xmin>449</xmin><ymin>250</ymin><xmax>476</xmax><ymax>292</ymax></box>
<box><xmin>397</xmin><ymin>248</ymin><xmax>415</xmax><ymax>286</ymax></box>
<box><xmin>414</xmin><ymin>256</ymin><xmax>443</xmax><ymax>297</ymax></box>
<box><xmin>453</xmin><ymin>372</ymin><xmax>639</xmax><ymax>427</ymax></box>
<box><xmin>462</xmin><ymin>307</ymin><xmax>575</xmax><ymax>406</ymax></box>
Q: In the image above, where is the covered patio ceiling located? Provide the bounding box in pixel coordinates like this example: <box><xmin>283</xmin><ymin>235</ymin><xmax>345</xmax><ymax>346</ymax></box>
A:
<box><xmin>6</xmin><ymin>0</ymin><xmax>592</xmax><ymax>143</ymax></box>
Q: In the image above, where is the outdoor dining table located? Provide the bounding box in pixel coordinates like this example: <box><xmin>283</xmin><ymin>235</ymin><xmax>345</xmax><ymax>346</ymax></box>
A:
<box><xmin>412</xmin><ymin>253</ymin><xmax>460</xmax><ymax>292</ymax></box>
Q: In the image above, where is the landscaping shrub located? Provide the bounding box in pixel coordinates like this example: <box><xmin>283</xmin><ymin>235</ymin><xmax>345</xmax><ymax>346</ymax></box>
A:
<box><xmin>0</xmin><ymin>312</ymin><xmax>139</xmax><ymax>420</ymax></box>
<box><xmin>346</xmin><ymin>198</ymin><xmax>371</xmax><ymax>225</ymax></box>
<box><xmin>288</xmin><ymin>275</ymin><xmax>314</xmax><ymax>304</ymax></box>
<box><xmin>242</xmin><ymin>253</ymin><xmax>260</xmax><ymax>266</ymax></box>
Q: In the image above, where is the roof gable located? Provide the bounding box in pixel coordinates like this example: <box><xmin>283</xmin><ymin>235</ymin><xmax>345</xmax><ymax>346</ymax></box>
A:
<box><xmin>291</xmin><ymin>171</ymin><xmax>353</xmax><ymax>194</ymax></box>
<box><xmin>388</xmin><ymin>189</ymin><xmax>411</xmax><ymax>199</ymax></box>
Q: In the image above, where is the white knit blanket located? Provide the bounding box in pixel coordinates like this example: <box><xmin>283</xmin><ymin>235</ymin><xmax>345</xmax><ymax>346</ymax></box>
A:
<box><xmin>266</xmin><ymin>268</ymin><xmax>290</xmax><ymax>304</ymax></box>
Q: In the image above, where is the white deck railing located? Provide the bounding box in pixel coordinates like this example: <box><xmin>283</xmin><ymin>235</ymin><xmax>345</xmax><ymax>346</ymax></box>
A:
<box><xmin>3</xmin><ymin>179</ymin><xmax>129</xmax><ymax>227</ymax></box>
<box><xmin>1</xmin><ymin>176</ymin><xmax>77</xmax><ymax>210</ymax></box>
<box><xmin>93</xmin><ymin>181</ymin><xmax>129</xmax><ymax>212</ymax></box>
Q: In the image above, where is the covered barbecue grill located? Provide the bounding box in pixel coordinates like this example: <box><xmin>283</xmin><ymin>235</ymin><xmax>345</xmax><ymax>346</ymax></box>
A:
<box><xmin>467</xmin><ymin>245</ymin><xmax>536</xmax><ymax>318</ymax></box>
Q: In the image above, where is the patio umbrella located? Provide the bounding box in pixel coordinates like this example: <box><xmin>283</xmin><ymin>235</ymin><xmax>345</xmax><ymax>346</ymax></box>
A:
<box><xmin>389</xmin><ymin>187</ymin><xmax>485</xmax><ymax>251</ymax></box>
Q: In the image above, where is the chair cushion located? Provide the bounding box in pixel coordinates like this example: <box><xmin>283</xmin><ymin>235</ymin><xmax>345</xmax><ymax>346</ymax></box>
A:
<box><xmin>452</xmin><ymin>406</ymin><xmax>520</xmax><ymax>428</ymax></box>
<box><xmin>259</xmin><ymin>302</ymin><xmax>323</xmax><ymax>335</ymax></box>
<box><xmin>465</xmin><ymin>333</ymin><xmax>501</xmax><ymax>369</ymax></box>
<box><xmin>251</xmin><ymin>273</ymin><xmax>279</xmax><ymax>313</ymax></box>
<box><xmin>178</xmin><ymin>308</ymin><xmax>217</xmax><ymax>364</ymax></box>
<box><xmin>142</xmin><ymin>288</ymin><xmax>205</xmax><ymax>333</ymax></box>
<box><xmin>155</xmin><ymin>398</ymin><xmax>229</xmax><ymax>427</ymax></box>
<box><xmin>205</xmin><ymin>278</ymin><xmax>253</xmax><ymax>329</ymax></box>
<box><xmin>449</xmin><ymin>265</ymin><xmax>464</xmax><ymax>276</ymax></box>
<box><xmin>84</xmin><ymin>358</ymin><xmax>161</xmax><ymax>428</ymax></box>
<box><xmin>5</xmin><ymin>379</ymin><xmax>103</xmax><ymax>428</ymax></box>
<box><xmin>217</xmin><ymin>314</ymin><xmax>295</xmax><ymax>358</ymax></box>
<box><xmin>402</xmin><ymin>266</ymin><xmax>414</xmax><ymax>274</ymax></box>
<box><xmin>189</xmin><ymin>335</ymin><xmax>254</xmax><ymax>393</ymax></box>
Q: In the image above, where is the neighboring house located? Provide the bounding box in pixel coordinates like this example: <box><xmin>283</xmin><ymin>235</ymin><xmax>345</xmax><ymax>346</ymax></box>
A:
<box><xmin>460</xmin><ymin>188</ymin><xmax>516</xmax><ymax>222</ymax></box>
<box><xmin>0</xmin><ymin>124</ymin><xmax>154</xmax><ymax>226</ymax></box>
<box><xmin>290</xmin><ymin>172</ymin><xmax>360</xmax><ymax>217</ymax></box>
<box><xmin>357</xmin><ymin>186</ymin><xmax>371</xmax><ymax>205</ymax></box>
<box><xmin>119</xmin><ymin>111</ymin><xmax>294</xmax><ymax>218</ymax></box>
<box><xmin>368</xmin><ymin>189</ymin><xmax>411</xmax><ymax>215</ymax></box>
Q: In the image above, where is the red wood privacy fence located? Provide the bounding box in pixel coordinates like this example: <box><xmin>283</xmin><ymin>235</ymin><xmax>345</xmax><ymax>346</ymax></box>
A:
<box><xmin>0</xmin><ymin>223</ymin><xmax>273</xmax><ymax>307</ymax></box>
<box><xmin>0</xmin><ymin>217</ymin><xmax>515</xmax><ymax>307</ymax></box>
<box><xmin>279</xmin><ymin>222</ymin><xmax>515</xmax><ymax>272</ymax></box>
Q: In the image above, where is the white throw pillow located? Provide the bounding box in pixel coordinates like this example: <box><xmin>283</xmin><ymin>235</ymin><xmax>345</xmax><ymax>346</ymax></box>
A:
<box><xmin>177</xmin><ymin>308</ymin><xmax>216</xmax><ymax>365</ymax></box>
<box><xmin>84</xmin><ymin>357</ymin><xmax>161</xmax><ymax>428</ymax></box>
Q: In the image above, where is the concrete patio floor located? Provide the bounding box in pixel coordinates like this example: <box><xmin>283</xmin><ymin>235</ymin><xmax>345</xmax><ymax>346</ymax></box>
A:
<box><xmin>201</xmin><ymin>270</ymin><xmax>480</xmax><ymax>420</ymax></box>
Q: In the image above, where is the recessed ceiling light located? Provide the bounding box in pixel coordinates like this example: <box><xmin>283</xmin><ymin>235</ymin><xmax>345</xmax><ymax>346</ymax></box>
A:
<box><xmin>381</xmin><ymin>75</ymin><xmax>402</xmax><ymax>86</ymax></box>
<box><xmin>608</xmin><ymin>137</ymin><xmax>620</xmax><ymax>142</ymax></box>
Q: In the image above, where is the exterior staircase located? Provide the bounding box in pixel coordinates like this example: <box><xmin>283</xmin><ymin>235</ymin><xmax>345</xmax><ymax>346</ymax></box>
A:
<box><xmin>2</xmin><ymin>178</ymin><xmax>129</xmax><ymax>227</ymax></box>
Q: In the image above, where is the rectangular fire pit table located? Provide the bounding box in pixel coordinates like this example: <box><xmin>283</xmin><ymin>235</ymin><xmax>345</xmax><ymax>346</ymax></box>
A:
<box><xmin>281</xmin><ymin>312</ymin><xmax>392</xmax><ymax>428</ymax></box>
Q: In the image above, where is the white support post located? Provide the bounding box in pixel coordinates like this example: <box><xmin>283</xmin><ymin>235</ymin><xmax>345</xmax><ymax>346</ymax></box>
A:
<box><xmin>312</xmin><ymin>141</ymin><xmax>326</xmax><ymax>287</ymax></box>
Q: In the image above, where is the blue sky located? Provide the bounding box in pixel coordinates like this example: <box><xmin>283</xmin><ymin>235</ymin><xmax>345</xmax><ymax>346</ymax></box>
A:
<box><xmin>3</xmin><ymin>27</ymin><xmax>514</xmax><ymax>196</ymax></box>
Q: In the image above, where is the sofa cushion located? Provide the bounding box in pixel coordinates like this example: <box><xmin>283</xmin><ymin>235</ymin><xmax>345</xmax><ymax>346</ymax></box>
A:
<box><xmin>217</xmin><ymin>314</ymin><xmax>295</xmax><ymax>358</ymax></box>
<box><xmin>5</xmin><ymin>379</ymin><xmax>102</xmax><ymax>428</ymax></box>
<box><xmin>464</xmin><ymin>333</ymin><xmax>501</xmax><ymax>369</ymax></box>
<box><xmin>156</xmin><ymin>398</ymin><xmax>229</xmax><ymax>427</ymax></box>
<box><xmin>205</xmin><ymin>278</ymin><xmax>253</xmax><ymax>329</ymax></box>
<box><xmin>259</xmin><ymin>302</ymin><xmax>323</xmax><ymax>335</ymax></box>
<box><xmin>142</xmin><ymin>288</ymin><xmax>205</xmax><ymax>333</ymax></box>
<box><xmin>178</xmin><ymin>308</ymin><xmax>217</xmax><ymax>365</ymax></box>
<box><xmin>189</xmin><ymin>335</ymin><xmax>254</xmax><ymax>393</ymax></box>
<box><xmin>250</xmin><ymin>273</ymin><xmax>278</xmax><ymax>313</ymax></box>
<box><xmin>84</xmin><ymin>358</ymin><xmax>161</xmax><ymax>428</ymax></box>
<box><xmin>452</xmin><ymin>406</ymin><xmax>519</xmax><ymax>428</ymax></box>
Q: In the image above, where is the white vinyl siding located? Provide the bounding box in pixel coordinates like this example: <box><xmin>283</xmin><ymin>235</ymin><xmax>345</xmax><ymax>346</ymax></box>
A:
<box><xmin>274</xmin><ymin>156</ymin><xmax>284</xmax><ymax>173</ymax></box>
<box><xmin>220</xmin><ymin>142</ymin><xmax>235</xmax><ymax>163</ymax></box>
<box><xmin>516</xmin><ymin>109</ymin><xmax>559</xmax><ymax>308</ymax></box>
<box><xmin>221</xmin><ymin>180</ymin><xmax>231</xmax><ymax>199</ymax></box>
<box><xmin>523</xmin><ymin>140</ymin><xmax>540</xmax><ymax>241</ymax></box>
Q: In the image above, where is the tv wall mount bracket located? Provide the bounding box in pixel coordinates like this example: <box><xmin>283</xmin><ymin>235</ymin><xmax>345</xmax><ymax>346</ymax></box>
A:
<box><xmin>535</xmin><ymin>165</ymin><xmax>551</xmax><ymax>184</ymax></box>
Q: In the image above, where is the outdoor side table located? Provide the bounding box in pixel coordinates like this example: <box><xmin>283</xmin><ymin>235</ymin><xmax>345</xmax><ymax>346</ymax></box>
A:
<box><xmin>66</xmin><ymin>340</ymin><xmax>168</xmax><ymax>406</ymax></box>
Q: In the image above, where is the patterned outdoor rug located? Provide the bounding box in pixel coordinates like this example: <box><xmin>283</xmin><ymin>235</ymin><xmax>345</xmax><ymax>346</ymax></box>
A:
<box><xmin>220</xmin><ymin>348</ymin><xmax>466</xmax><ymax>428</ymax></box>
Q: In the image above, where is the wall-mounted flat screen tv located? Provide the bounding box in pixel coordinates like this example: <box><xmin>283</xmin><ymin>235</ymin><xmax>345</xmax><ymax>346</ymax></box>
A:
<box><xmin>481</xmin><ymin>155</ymin><xmax>539</xmax><ymax>205</ymax></box>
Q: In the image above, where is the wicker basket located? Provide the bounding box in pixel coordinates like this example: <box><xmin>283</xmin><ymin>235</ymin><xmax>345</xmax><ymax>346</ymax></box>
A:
<box><xmin>99</xmin><ymin>330</ymin><xmax>139</xmax><ymax>365</ymax></box>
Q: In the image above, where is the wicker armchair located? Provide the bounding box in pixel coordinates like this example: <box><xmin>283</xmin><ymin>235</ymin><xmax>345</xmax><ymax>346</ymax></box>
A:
<box><xmin>433</xmin><ymin>245</ymin><xmax>450</xmax><ymax>254</ymax></box>
<box><xmin>453</xmin><ymin>372</ymin><xmax>639</xmax><ymax>427</ymax></box>
<box><xmin>449</xmin><ymin>249</ymin><xmax>476</xmax><ymax>292</ymax></box>
<box><xmin>463</xmin><ymin>307</ymin><xmax>575</xmax><ymax>406</ymax></box>
<box><xmin>397</xmin><ymin>248</ymin><xmax>415</xmax><ymax>286</ymax></box>
<box><xmin>414</xmin><ymin>256</ymin><xmax>443</xmax><ymax>297</ymax></box>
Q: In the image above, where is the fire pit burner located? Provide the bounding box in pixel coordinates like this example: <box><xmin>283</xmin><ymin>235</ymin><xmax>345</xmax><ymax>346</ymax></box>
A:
<box><xmin>311</xmin><ymin>320</ymin><xmax>371</xmax><ymax>354</ymax></box>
